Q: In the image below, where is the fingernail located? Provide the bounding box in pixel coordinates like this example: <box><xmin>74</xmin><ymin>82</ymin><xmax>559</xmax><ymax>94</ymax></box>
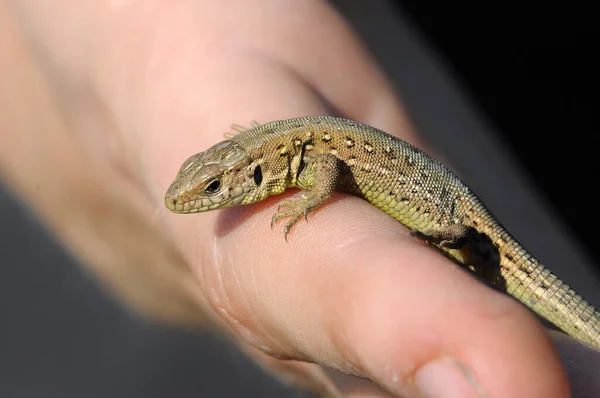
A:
<box><xmin>415</xmin><ymin>357</ymin><xmax>486</xmax><ymax>398</ymax></box>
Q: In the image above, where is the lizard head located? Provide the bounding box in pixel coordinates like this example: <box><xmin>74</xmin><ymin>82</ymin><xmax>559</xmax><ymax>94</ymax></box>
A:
<box><xmin>165</xmin><ymin>140</ymin><xmax>260</xmax><ymax>213</ymax></box>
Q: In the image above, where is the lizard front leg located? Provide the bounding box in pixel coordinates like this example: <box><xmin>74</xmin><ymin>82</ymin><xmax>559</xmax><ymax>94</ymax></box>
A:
<box><xmin>271</xmin><ymin>153</ymin><xmax>342</xmax><ymax>240</ymax></box>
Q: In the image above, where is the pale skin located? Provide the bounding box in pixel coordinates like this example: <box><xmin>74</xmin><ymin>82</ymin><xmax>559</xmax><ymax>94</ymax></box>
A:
<box><xmin>0</xmin><ymin>0</ymin><xmax>584</xmax><ymax>396</ymax></box>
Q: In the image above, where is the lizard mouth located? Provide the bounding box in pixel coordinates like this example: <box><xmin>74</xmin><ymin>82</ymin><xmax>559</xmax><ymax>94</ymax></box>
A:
<box><xmin>164</xmin><ymin>192</ymin><xmax>239</xmax><ymax>213</ymax></box>
<box><xmin>165</xmin><ymin>193</ymin><xmax>205</xmax><ymax>213</ymax></box>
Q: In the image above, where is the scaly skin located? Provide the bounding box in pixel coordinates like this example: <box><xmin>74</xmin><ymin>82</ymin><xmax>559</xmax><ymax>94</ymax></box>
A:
<box><xmin>165</xmin><ymin>115</ymin><xmax>600</xmax><ymax>349</ymax></box>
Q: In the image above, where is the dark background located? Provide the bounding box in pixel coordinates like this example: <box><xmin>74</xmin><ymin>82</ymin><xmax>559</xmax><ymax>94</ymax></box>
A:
<box><xmin>395</xmin><ymin>1</ymin><xmax>599</xmax><ymax>267</ymax></box>
<box><xmin>1</xmin><ymin>1</ymin><xmax>599</xmax><ymax>397</ymax></box>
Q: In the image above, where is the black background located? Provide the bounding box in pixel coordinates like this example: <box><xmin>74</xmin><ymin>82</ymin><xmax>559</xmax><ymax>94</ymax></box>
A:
<box><xmin>395</xmin><ymin>1</ymin><xmax>600</xmax><ymax>268</ymax></box>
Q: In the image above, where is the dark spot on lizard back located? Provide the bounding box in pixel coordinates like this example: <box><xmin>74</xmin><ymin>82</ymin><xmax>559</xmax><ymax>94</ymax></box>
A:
<box><xmin>519</xmin><ymin>265</ymin><xmax>533</xmax><ymax>275</ymax></box>
<box><xmin>277</xmin><ymin>144</ymin><xmax>288</xmax><ymax>156</ymax></box>
<box><xmin>384</xmin><ymin>147</ymin><xmax>397</xmax><ymax>160</ymax></box>
<box><xmin>346</xmin><ymin>137</ymin><xmax>355</xmax><ymax>148</ymax></box>
<box><xmin>364</xmin><ymin>142</ymin><xmax>374</xmax><ymax>154</ymax></box>
<box><xmin>449</xmin><ymin>200</ymin><xmax>457</xmax><ymax>219</ymax></box>
<box><xmin>440</xmin><ymin>187</ymin><xmax>449</xmax><ymax>201</ymax></box>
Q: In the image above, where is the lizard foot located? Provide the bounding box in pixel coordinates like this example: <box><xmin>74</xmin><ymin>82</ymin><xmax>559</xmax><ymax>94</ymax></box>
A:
<box><xmin>410</xmin><ymin>224</ymin><xmax>471</xmax><ymax>249</ymax></box>
<box><xmin>224</xmin><ymin>120</ymin><xmax>261</xmax><ymax>138</ymax></box>
<box><xmin>270</xmin><ymin>153</ymin><xmax>341</xmax><ymax>240</ymax></box>
<box><xmin>270</xmin><ymin>192</ymin><xmax>318</xmax><ymax>241</ymax></box>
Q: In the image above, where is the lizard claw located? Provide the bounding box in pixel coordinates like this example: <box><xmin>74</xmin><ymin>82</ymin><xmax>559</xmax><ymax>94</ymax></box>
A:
<box><xmin>282</xmin><ymin>214</ymin><xmax>302</xmax><ymax>241</ymax></box>
<box><xmin>438</xmin><ymin>239</ymin><xmax>451</xmax><ymax>248</ymax></box>
<box><xmin>270</xmin><ymin>192</ymin><xmax>318</xmax><ymax>240</ymax></box>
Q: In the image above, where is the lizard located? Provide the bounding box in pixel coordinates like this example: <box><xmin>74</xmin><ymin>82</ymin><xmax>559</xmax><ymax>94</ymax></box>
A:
<box><xmin>164</xmin><ymin>115</ymin><xmax>600</xmax><ymax>350</ymax></box>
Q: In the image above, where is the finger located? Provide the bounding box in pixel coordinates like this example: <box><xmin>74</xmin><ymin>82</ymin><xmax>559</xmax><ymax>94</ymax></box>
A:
<box><xmin>212</xmin><ymin>192</ymin><xmax>569</xmax><ymax>397</ymax></box>
<box><xmin>288</xmin><ymin>1</ymin><xmax>420</xmax><ymax>147</ymax></box>
<box><xmin>236</xmin><ymin>0</ymin><xmax>423</xmax><ymax>147</ymax></box>
<box><xmin>139</xmin><ymin>25</ymin><xmax>569</xmax><ymax>398</ymax></box>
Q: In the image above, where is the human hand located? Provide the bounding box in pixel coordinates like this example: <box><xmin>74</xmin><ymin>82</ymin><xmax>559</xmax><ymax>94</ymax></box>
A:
<box><xmin>2</xmin><ymin>1</ymin><xmax>589</xmax><ymax>396</ymax></box>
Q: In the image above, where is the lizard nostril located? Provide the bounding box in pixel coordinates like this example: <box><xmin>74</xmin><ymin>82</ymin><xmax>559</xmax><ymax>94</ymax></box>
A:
<box><xmin>165</xmin><ymin>195</ymin><xmax>182</xmax><ymax>210</ymax></box>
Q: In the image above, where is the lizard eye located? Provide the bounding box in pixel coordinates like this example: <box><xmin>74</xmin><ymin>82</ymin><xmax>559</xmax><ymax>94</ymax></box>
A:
<box><xmin>203</xmin><ymin>179</ymin><xmax>222</xmax><ymax>194</ymax></box>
